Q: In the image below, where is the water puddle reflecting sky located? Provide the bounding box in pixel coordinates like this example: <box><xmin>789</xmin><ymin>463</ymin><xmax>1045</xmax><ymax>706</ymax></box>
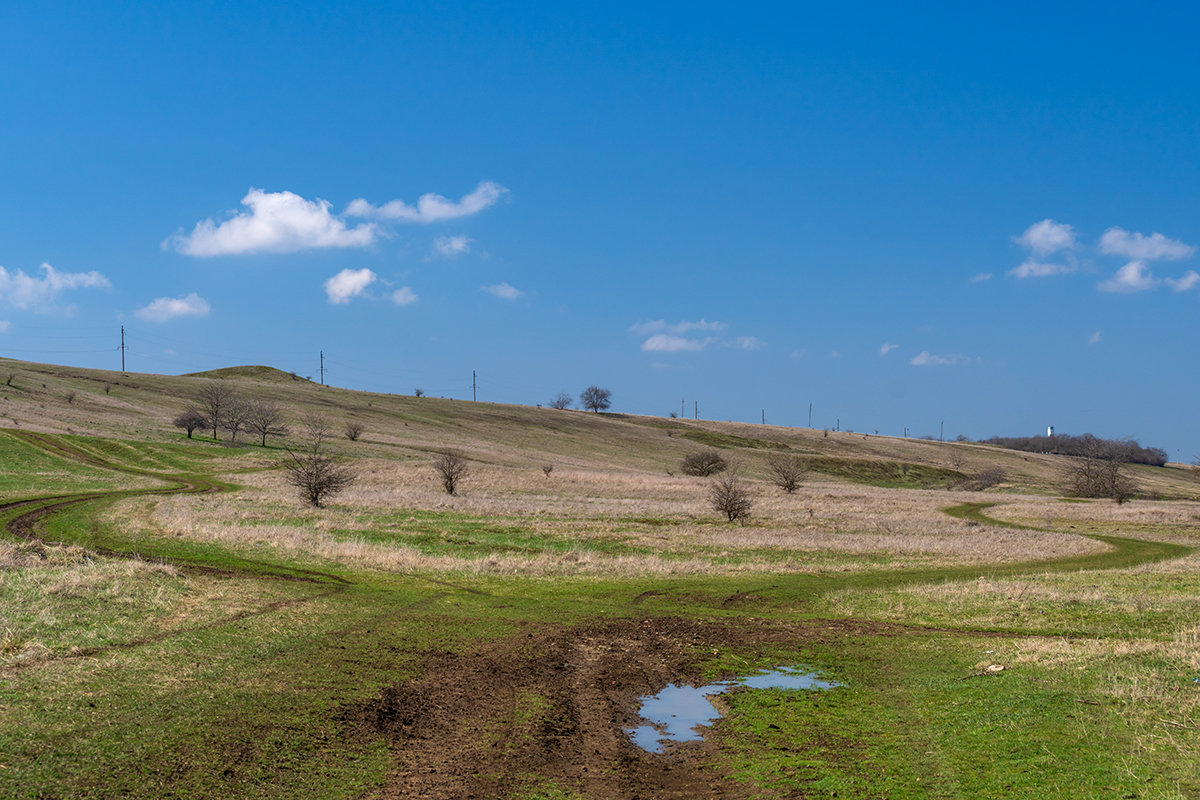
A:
<box><xmin>627</xmin><ymin>667</ymin><xmax>839</xmax><ymax>754</ymax></box>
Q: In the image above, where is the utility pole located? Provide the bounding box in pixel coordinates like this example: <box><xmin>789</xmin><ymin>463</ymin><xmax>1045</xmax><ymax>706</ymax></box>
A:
<box><xmin>940</xmin><ymin>420</ymin><xmax>944</xmax><ymax>442</ymax></box>
<box><xmin>681</xmin><ymin>399</ymin><xmax>685</xmax><ymax>419</ymax></box>
<box><xmin>836</xmin><ymin>417</ymin><xmax>840</xmax><ymax>432</ymax></box>
<box><xmin>808</xmin><ymin>402</ymin><xmax>812</xmax><ymax>428</ymax></box>
<box><xmin>119</xmin><ymin>326</ymin><xmax>126</xmax><ymax>372</ymax></box>
<box><xmin>761</xmin><ymin>409</ymin><xmax>765</xmax><ymax>425</ymax></box>
<box><xmin>319</xmin><ymin>351</ymin><xmax>324</xmax><ymax>386</ymax></box>
<box><xmin>904</xmin><ymin>426</ymin><xmax>908</xmax><ymax>438</ymax></box>
<box><xmin>472</xmin><ymin>370</ymin><xmax>477</xmax><ymax>402</ymax></box>
<box><xmin>694</xmin><ymin>400</ymin><xmax>698</xmax><ymax>420</ymax></box>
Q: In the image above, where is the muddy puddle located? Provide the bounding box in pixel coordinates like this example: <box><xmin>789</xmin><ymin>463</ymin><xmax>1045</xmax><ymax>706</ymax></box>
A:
<box><xmin>627</xmin><ymin>667</ymin><xmax>838</xmax><ymax>753</ymax></box>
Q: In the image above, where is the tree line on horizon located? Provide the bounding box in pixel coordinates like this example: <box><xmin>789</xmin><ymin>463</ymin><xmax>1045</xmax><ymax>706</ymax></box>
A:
<box><xmin>983</xmin><ymin>433</ymin><xmax>1168</xmax><ymax>467</ymax></box>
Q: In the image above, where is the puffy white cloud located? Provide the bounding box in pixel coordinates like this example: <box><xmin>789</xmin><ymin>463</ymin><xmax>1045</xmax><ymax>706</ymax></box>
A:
<box><xmin>642</xmin><ymin>334</ymin><xmax>716</xmax><ymax>352</ymax></box>
<box><xmin>346</xmin><ymin>181</ymin><xmax>508</xmax><ymax>223</ymax></box>
<box><xmin>1099</xmin><ymin>227</ymin><xmax>1195</xmax><ymax>261</ymax></box>
<box><xmin>1088</xmin><ymin>331</ymin><xmax>1102</xmax><ymax>345</ymax></box>
<box><xmin>969</xmin><ymin>272</ymin><xmax>993</xmax><ymax>283</ymax></box>
<box><xmin>910</xmin><ymin>351</ymin><xmax>970</xmax><ymax>366</ymax></box>
<box><xmin>324</xmin><ymin>268</ymin><xmax>377</xmax><ymax>304</ymax></box>
<box><xmin>0</xmin><ymin>262</ymin><xmax>111</xmax><ymax>309</ymax></box>
<box><xmin>134</xmin><ymin>293</ymin><xmax>210</xmax><ymax>323</ymax></box>
<box><xmin>630</xmin><ymin>318</ymin><xmax>728</xmax><ymax>336</ymax></box>
<box><xmin>1016</xmin><ymin>219</ymin><xmax>1077</xmax><ymax>255</ymax></box>
<box><xmin>481</xmin><ymin>282</ymin><xmax>524</xmax><ymax>300</ymax></box>
<box><xmin>167</xmin><ymin>189</ymin><xmax>379</xmax><ymax>256</ymax></box>
<box><xmin>880</xmin><ymin>342</ymin><xmax>899</xmax><ymax>356</ymax></box>
<box><xmin>1098</xmin><ymin>261</ymin><xmax>1158</xmax><ymax>293</ymax></box>
<box><xmin>433</xmin><ymin>235</ymin><xmax>472</xmax><ymax>257</ymax></box>
<box><xmin>0</xmin><ymin>321</ymin><xmax>9</xmax><ymax>333</ymax></box>
<box><xmin>1009</xmin><ymin>258</ymin><xmax>1075</xmax><ymax>279</ymax></box>
<box><xmin>1166</xmin><ymin>270</ymin><xmax>1200</xmax><ymax>292</ymax></box>
<box><xmin>391</xmin><ymin>287</ymin><xmax>419</xmax><ymax>306</ymax></box>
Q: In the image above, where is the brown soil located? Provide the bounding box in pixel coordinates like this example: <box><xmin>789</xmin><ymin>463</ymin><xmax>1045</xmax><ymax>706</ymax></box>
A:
<box><xmin>344</xmin><ymin>615</ymin><xmax>886</xmax><ymax>799</ymax></box>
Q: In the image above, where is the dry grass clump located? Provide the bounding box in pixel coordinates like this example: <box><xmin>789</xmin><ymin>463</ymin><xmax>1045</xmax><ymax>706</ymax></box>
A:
<box><xmin>0</xmin><ymin>545</ymin><xmax>180</xmax><ymax>667</ymax></box>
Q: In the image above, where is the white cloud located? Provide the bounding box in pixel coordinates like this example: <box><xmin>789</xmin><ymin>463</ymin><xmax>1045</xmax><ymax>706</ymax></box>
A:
<box><xmin>642</xmin><ymin>334</ymin><xmax>716</xmax><ymax>352</ymax></box>
<box><xmin>1166</xmin><ymin>270</ymin><xmax>1200</xmax><ymax>292</ymax></box>
<box><xmin>1099</xmin><ymin>227</ymin><xmax>1195</xmax><ymax>261</ymax></box>
<box><xmin>733</xmin><ymin>336</ymin><xmax>764</xmax><ymax>350</ymax></box>
<box><xmin>1016</xmin><ymin>219</ymin><xmax>1077</xmax><ymax>255</ymax></box>
<box><xmin>391</xmin><ymin>287</ymin><xmax>419</xmax><ymax>306</ymax></box>
<box><xmin>630</xmin><ymin>319</ymin><xmax>728</xmax><ymax>336</ymax></box>
<box><xmin>1009</xmin><ymin>258</ymin><xmax>1075</xmax><ymax>279</ymax></box>
<box><xmin>910</xmin><ymin>351</ymin><xmax>970</xmax><ymax>366</ymax></box>
<box><xmin>346</xmin><ymin>181</ymin><xmax>508</xmax><ymax>223</ymax></box>
<box><xmin>482</xmin><ymin>282</ymin><xmax>524</xmax><ymax>300</ymax></box>
<box><xmin>433</xmin><ymin>235</ymin><xmax>472</xmax><ymax>258</ymax></box>
<box><xmin>1088</xmin><ymin>331</ymin><xmax>1101</xmax><ymax>345</ymax></box>
<box><xmin>880</xmin><ymin>342</ymin><xmax>899</xmax><ymax>356</ymax></box>
<box><xmin>969</xmin><ymin>272</ymin><xmax>993</xmax><ymax>283</ymax></box>
<box><xmin>0</xmin><ymin>262</ymin><xmax>111</xmax><ymax>309</ymax></box>
<box><xmin>0</xmin><ymin>321</ymin><xmax>9</xmax><ymax>333</ymax></box>
<box><xmin>134</xmin><ymin>293</ymin><xmax>210</xmax><ymax>323</ymax></box>
<box><xmin>167</xmin><ymin>189</ymin><xmax>378</xmax><ymax>256</ymax></box>
<box><xmin>324</xmin><ymin>268</ymin><xmax>377</xmax><ymax>304</ymax></box>
<box><xmin>1098</xmin><ymin>261</ymin><xmax>1158</xmax><ymax>293</ymax></box>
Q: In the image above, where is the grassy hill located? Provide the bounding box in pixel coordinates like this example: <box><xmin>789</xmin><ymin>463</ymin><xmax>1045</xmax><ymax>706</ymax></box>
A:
<box><xmin>0</xmin><ymin>355</ymin><xmax>1195</xmax><ymax>498</ymax></box>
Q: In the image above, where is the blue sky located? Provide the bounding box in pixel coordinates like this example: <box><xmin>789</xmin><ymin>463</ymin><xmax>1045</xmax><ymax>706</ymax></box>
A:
<box><xmin>2</xmin><ymin>2</ymin><xmax>1199</xmax><ymax>459</ymax></box>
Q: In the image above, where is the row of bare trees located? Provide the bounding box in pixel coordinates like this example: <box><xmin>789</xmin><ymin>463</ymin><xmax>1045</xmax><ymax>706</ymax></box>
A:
<box><xmin>174</xmin><ymin>384</ymin><xmax>288</xmax><ymax>446</ymax></box>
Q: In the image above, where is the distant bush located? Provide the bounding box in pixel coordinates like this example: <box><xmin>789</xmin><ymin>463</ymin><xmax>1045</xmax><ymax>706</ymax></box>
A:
<box><xmin>433</xmin><ymin>449</ymin><xmax>469</xmax><ymax>495</ymax></box>
<box><xmin>344</xmin><ymin>421</ymin><xmax>364</xmax><ymax>441</ymax></box>
<box><xmin>680</xmin><ymin>449</ymin><xmax>728</xmax><ymax>477</ymax></box>
<box><xmin>767</xmin><ymin>454</ymin><xmax>807</xmax><ymax>493</ymax></box>
<box><xmin>954</xmin><ymin>467</ymin><xmax>1006</xmax><ymax>492</ymax></box>
<box><xmin>710</xmin><ymin>473</ymin><xmax>753</xmax><ymax>522</ymax></box>
<box><xmin>985</xmin><ymin>433</ymin><xmax>1166</xmax><ymax>467</ymax></box>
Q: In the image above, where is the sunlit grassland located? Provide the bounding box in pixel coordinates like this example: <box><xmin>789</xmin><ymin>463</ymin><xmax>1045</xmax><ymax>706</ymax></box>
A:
<box><xmin>2</xmin><ymin>354</ymin><xmax>1200</xmax><ymax>798</ymax></box>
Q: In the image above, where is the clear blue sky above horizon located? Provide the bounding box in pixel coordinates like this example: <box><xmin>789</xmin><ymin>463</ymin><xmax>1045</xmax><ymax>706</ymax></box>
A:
<box><xmin>2</xmin><ymin>2</ymin><xmax>1198</xmax><ymax>458</ymax></box>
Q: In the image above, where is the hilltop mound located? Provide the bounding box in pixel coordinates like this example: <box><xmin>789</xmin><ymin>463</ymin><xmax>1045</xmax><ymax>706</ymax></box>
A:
<box><xmin>182</xmin><ymin>365</ymin><xmax>312</xmax><ymax>383</ymax></box>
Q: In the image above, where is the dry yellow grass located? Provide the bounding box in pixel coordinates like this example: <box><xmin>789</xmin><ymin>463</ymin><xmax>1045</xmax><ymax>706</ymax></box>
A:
<box><xmin>104</xmin><ymin>459</ymin><xmax>1107</xmax><ymax>578</ymax></box>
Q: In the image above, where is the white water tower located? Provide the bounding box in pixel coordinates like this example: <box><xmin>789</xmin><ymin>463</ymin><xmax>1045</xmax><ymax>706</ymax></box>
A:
<box><xmin>1047</xmin><ymin>425</ymin><xmax>1054</xmax><ymax>437</ymax></box>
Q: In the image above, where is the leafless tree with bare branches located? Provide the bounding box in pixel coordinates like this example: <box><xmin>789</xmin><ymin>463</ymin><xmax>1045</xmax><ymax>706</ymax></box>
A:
<box><xmin>710</xmin><ymin>472</ymin><xmax>753</xmax><ymax>522</ymax></box>
<box><xmin>767</xmin><ymin>454</ymin><xmax>807</xmax><ymax>493</ymax></box>
<box><xmin>246</xmin><ymin>399</ymin><xmax>289</xmax><ymax>447</ymax></box>
<box><xmin>433</xmin><ymin>449</ymin><xmax>469</xmax><ymax>495</ymax></box>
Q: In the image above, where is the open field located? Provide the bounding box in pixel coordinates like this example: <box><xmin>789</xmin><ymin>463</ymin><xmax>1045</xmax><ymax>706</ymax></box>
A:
<box><xmin>2</xmin><ymin>357</ymin><xmax>1200</xmax><ymax>798</ymax></box>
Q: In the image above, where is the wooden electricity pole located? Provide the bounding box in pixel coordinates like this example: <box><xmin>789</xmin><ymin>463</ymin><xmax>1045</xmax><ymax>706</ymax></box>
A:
<box><xmin>120</xmin><ymin>326</ymin><xmax>126</xmax><ymax>372</ymax></box>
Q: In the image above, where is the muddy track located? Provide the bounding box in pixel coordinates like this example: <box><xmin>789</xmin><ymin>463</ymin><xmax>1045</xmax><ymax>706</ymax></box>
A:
<box><xmin>1</xmin><ymin>430</ymin><xmax>352</xmax><ymax>586</ymax></box>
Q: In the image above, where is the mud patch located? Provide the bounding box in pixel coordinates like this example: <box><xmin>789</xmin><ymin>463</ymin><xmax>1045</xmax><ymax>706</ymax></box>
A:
<box><xmin>343</xmin><ymin>616</ymin><xmax>879</xmax><ymax>799</ymax></box>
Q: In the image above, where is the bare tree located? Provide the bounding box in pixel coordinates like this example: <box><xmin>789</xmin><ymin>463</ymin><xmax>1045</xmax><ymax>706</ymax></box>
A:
<box><xmin>433</xmin><ymin>449</ymin><xmax>469</xmax><ymax>495</ymax></box>
<box><xmin>710</xmin><ymin>473</ymin><xmax>753</xmax><ymax>522</ymax></box>
<box><xmin>549</xmin><ymin>392</ymin><xmax>573</xmax><ymax>410</ymax></box>
<box><xmin>282</xmin><ymin>434</ymin><xmax>355</xmax><ymax>508</ymax></box>
<box><xmin>680</xmin><ymin>448</ymin><xmax>728</xmax><ymax>476</ymax></box>
<box><xmin>542</xmin><ymin>464</ymin><xmax>554</xmax><ymax>477</ymax></box>
<box><xmin>195</xmin><ymin>382</ymin><xmax>237</xmax><ymax>440</ymax></box>
<box><xmin>220</xmin><ymin>399</ymin><xmax>251</xmax><ymax>444</ymax></box>
<box><xmin>344</xmin><ymin>421</ymin><xmax>364</xmax><ymax>441</ymax></box>
<box><xmin>414</xmin><ymin>388</ymin><xmax>425</xmax><ymax>398</ymax></box>
<box><xmin>767</xmin><ymin>454</ymin><xmax>807</xmax><ymax>493</ymax></box>
<box><xmin>579</xmin><ymin>385</ymin><xmax>611</xmax><ymax>413</ymax></box>
<box><xmin>173</xmin><ymin>408</ymin><xmax>206</xmax><ymax>439</ymax></box>
<box><xmin>3</xmin><ymin>371</ymin><xmax>15</xmax><ymax>387</ymax></box>
<box><xmin>65</xmin><ymin>391</ymin><xmax>77</xmax><ymax>404</ymax></box>
<box><xmin>246</xmin><ymin>399</ymin><xmax>288</xmax><ymax>447</ymax></box>
<box><xmin>1062</xmin><ymin>446</ymin><xmax>1137</xmax><ymax>503</ymax></box>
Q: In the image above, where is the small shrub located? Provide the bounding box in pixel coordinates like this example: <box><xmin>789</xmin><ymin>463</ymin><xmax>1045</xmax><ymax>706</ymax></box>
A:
<box><xmin>344</xmin><ymin>421</ymin><xmax>364</xmax><ymax>441</ymax></box>
<box><xmin>283</xmin><ymin>447</ymin><xmax>355</xmax><ymax>508</ymax></box>
<box><xmin>680</xmin><ymin>449</ymin><xmax>728</xmax><ymax>477</ymax></box>
<box><xmin>710</xmin><ymin>473</ymin><xmax>753</xmax><ymax>522</ymax></box>
<box><xmin>542</xmin><ymin>464</ymin><xmax>553</xmax><ymax>477</ymax></box>
<box><xmin>414</xmin><ymin>388</ymin><xmax>425</xmax><ymax>398</ymax></box>
<box><xmin>433</xmin><ymin>449</ymin><xmax>469</xmax><ymax>495</ymax></box>
<box><xmin>104</xmin><ymin>383</ymin><xmax>112</xmax><ymax>395</ymax></box>
<box><xmin>975</xmin><ymin>467</ymin><xmax>1006</xmax><ymax>489</ymax></box>
<box><xmin>3</xmin><ymin>372</ymin><xmax>15</xmax><ymax>387</ymax></box>
<box><xmin>767</xmin><ymin>454</ymin><xmax>807</xmax><ymax>493</ymax></box>
<box><xmin>65</xmin><ymin>391</ymin><xmax>76</xmax><ymax>404</ymax></box>
<box><xmin>549</xmin><ymin>392</ymin><xmax>573</xmax><ymax>410</ymax></box>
